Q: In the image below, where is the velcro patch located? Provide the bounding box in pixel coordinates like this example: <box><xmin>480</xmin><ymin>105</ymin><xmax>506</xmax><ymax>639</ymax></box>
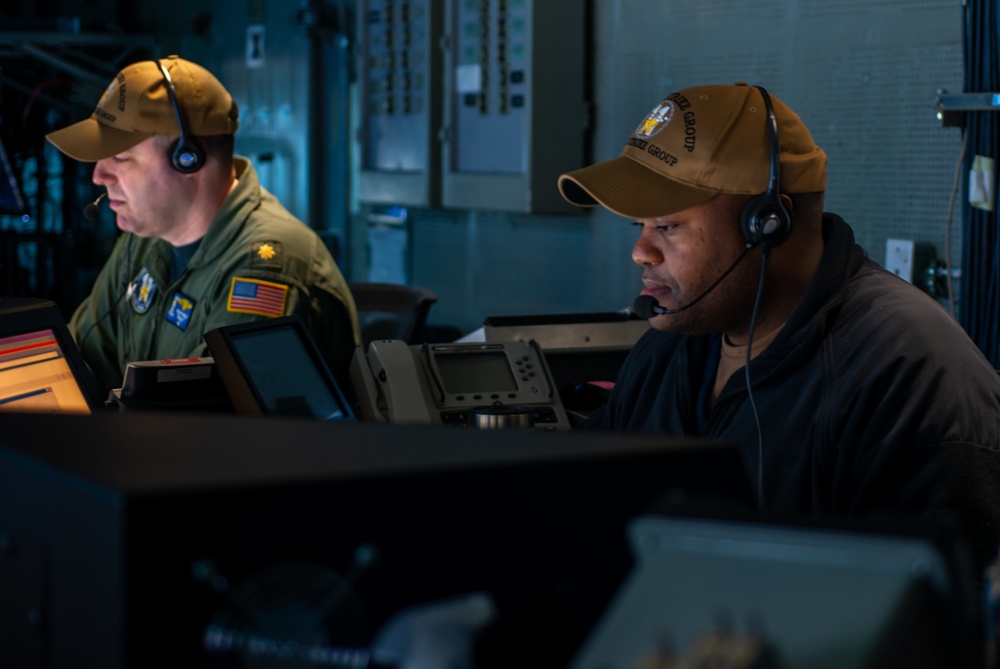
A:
<box><xmin>165</xmin><ymin>292</ymin><xmax>195</xmax><ymax>331</ymax></box>
<box><xmin>227</xmin><ymin>277</ymin><xmax>288</xmax><ymax>317</ymax></box>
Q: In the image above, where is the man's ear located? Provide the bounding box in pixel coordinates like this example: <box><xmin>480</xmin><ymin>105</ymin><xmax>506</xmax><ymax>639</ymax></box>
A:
<box><xmin>781</xmin><ymin>193</ymin><xmax>794</xmax><ymax>213</ymax></box>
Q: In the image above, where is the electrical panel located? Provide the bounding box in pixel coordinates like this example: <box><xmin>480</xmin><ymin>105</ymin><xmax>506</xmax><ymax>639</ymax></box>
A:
<box><xmin>357</xmin><ymin>0</ymin><xmax>444</xmax><ymax>207</ymax></box>
<box><xmin>440</xmin><ymin>0</ymin><xmax>585</xmax><ymax>214</ymax></box>
<box><xmin>357</xmin><ymin>0</ymin><xmax>586</xmax><ymax>213</ymax></box>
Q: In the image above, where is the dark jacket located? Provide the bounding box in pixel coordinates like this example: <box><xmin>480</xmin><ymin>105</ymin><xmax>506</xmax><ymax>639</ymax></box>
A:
<box><xmin>585</xmin><ymin>213</ymin><xmax>1000</xmax><ymax>574</ymax></box>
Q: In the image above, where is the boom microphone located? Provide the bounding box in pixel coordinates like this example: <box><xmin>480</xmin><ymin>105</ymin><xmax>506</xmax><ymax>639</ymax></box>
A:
<box><xmin>631</xmin><ymin>246</ymin><xmax>752</xmax><ymax>318</ymax></box>
<box><xmin>84</xmin><ymin>192</ymin><xmax>107</xmax><ymax>222</ymax></box>
<box><xmin>632</xmin><ymin>294</ymin><xmax>668</xmax><ymax>318</ymax></box>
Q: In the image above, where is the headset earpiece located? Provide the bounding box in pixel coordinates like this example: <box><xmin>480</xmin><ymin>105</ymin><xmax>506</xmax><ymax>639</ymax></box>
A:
<box><xmin>153</xmin><ymin>59</ymin><xmax>204</xmax><ymax>174</ymax></box>
<box><xmin>741</xmin><ymin>190</ymin><xmax>791</xmax><ymax>248</ymax></box>
<box><xmin>168</xmin><ymin>137</ymin><xmax>205</xmax><ymax>174</ymax></box>
<box><xmin>740</xmin><ymin>86</ymin><xmax>792</xmax><ymax>250</ymax></box>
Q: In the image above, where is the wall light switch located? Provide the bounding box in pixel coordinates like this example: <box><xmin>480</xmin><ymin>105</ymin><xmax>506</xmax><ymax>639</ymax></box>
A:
<box><xmin>885</xmin><ymin>238</ymin><xmax>915</xmax><ymax>282</ymax></box>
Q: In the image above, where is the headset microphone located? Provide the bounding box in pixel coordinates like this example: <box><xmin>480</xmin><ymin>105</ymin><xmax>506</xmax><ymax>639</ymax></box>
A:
<box><xmin>632</xmin><ymin>295</ymin><xmax>667</xmax><ymax>319</ymax></box>
<box><xmin>632</xmin><ymin>246</ymin><xmax>751</xmax><ymax>319</ymax></box>
<box><xmin>83</xmin><ymin>192</ymin><xmax>107</xmax><ymax>222</ymax></box>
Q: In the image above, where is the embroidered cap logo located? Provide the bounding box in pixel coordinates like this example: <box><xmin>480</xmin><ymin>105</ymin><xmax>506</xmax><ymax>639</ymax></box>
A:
<box><xmin>634</xmin><ymin>99</ymin><xmax>676</xmax><ymax>140</ymax></box>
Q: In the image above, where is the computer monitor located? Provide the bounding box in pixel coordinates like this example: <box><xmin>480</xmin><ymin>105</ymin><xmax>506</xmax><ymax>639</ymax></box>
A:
<box><xmin>570</xmin><ymin>511</ymin><xmax>983</xmax><ymax>669</ymax></box>
<box><xmin>204</xmin><ymin>315</ymin><xmax>355</xmax><ymax>421</ymax></box>
<box><xmin>0</xmin><ymin>297</ymin><xmax>103</xmax><ymax>414</ymax></box>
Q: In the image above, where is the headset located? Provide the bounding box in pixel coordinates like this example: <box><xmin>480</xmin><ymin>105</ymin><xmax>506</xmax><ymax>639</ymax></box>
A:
<box><xmin>739</xmin><ymin>85</ymin><xmax>792</xmax><ymax>251</ymax></box>
<box><xmin>152</xmin><ymin>59</ymin><xmax>205</xmax><ymax>174</ymax></box>
<box><xmin>739</xmin><ymin>86</ymin><xmax>791</xmax><ymax>509</ymax></box>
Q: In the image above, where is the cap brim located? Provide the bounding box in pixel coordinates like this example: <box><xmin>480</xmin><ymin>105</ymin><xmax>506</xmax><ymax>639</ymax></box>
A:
<box><xmin>45</xmin><ymin>117</ymin><xmax>154</xmax><ymax>163</ymax></box>
<box><xmin>558</xmin><ymin>155</ymin><xmax>719</xmax><ymax>220</ymax></box>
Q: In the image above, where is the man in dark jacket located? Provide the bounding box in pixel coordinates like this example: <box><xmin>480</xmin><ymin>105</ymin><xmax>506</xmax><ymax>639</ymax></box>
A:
<box><xmin>557</xmin><ymin>82</ymin><xmax>1000</xmax><ymax>579</ymax></box>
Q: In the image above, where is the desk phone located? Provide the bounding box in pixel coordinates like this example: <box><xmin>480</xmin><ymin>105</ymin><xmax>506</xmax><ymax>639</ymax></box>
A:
<box><xmin>349</xmin><ymin>339</ymin><xmax>571</xmax><ymax>430</ymax></box>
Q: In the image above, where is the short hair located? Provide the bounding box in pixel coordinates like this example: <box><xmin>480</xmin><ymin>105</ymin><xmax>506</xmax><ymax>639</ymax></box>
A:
<box><xmin>199</xmin><ymin>133</ymin><xmax>235</xmax><ymax>162</ymax></box>
<box><xmin>790</xmin><ymin>191</ymin><xmax>824</xmax><ymax>222</ymax></box>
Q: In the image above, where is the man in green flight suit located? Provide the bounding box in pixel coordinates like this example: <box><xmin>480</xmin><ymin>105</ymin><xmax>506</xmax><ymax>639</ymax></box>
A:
<box><xmin>46</xmin><ymin>55</ymin><xmax>360</xmax><ymax>397</ymax></box>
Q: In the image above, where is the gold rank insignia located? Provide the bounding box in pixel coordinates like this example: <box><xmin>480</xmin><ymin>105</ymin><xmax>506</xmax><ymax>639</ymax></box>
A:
<box><xmin>251</xmin><ymin>241</ymin><xmax>283</xmax><ymax>268</ymax></box>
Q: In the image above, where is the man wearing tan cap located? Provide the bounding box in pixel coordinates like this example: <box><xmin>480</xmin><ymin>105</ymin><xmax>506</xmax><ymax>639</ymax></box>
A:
<box><xmin>558</xmin><ymin>82</ymin><xmax>1000</xmax><ymax>580</ymax></box>
<box><xmin>46</xmin><ymin>55</ymin><xmax>360</xmax><ymax>396</ymax></box>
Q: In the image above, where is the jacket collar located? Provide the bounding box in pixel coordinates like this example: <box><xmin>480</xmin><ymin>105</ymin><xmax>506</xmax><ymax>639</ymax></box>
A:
<box><xmin>748</xmin><ymin>212</ymin><xmax>866</xmax><ymax>377</ymax></box>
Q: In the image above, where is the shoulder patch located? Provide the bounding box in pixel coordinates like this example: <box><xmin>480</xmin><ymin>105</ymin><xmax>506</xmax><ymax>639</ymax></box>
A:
<box><xmin>251</xmin><ymin>241</ymin><xmax>283</xmax><ymax>268</ymax></box>
<box><xmin>227</xmin><ymin>277</ymin><xmax>288</xmax><ymax>317</ymax></box>
<box><xmin>131</xmin><ymin>267</ymin><xmax>157</xmax><ymax>314</ymax></box>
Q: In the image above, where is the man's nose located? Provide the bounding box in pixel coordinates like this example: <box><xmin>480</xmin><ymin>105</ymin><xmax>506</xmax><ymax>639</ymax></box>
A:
<box><xmin>92</xmin><ymin>159</ymin><xmax>112</xmax><ymax>185</ymax></box>
<box><xmin>631</xmin><ymin>230</ymin><xmax>662</xmax><ymax>267</ymax></box>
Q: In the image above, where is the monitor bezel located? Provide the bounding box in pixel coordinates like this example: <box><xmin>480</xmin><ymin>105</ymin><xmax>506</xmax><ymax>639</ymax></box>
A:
<box><xmin>204</xmin><ymin>315</ymin><xmax>355</xmax><ymax>421</ymax></box>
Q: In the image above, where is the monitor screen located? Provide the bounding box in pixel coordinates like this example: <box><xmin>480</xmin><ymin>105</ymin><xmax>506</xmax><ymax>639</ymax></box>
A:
<box><xmin>570</xmin><ymin>513</ymin><xmax>982</xmax><ymax>669</ymax></box>
<box><xmin>0</xmin><ymin>328</ymin><xmax>91</xmax><ymax>414</ymax></box>
<box><xmin>434</xmin><ymin>351</ymin><xmax>518</xmax><ymax>394</ymax></box>
<box><xmin>0</xmin><ymin>298</ymin><xmax>103</xmax><ymax>413</ymax></box>
<box><xmin>204</xmin><ymin>316</ymin><xmax>355</xmax><ymax>421</ymax></box>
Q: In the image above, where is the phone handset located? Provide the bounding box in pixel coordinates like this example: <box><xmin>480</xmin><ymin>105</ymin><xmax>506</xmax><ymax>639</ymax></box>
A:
<box><xmin>350</xmin><ymin>339</ymin><xmax>435</xmax><ymax>424</ymax></box>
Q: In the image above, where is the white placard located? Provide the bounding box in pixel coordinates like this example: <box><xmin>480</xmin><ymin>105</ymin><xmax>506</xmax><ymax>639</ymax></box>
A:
<box><xmin>455</xmin><ymin>64</ymin><xmax>482</xmax><ymax>94</ymax></box>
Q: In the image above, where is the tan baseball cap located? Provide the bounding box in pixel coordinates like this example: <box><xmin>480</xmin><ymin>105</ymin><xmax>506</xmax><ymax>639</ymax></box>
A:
<box><xmin>46</xmin><ymin>55</ymin><xmax>239</xmax><ymax>162</ymax></box>
<box><xmin>558</xmin><ymin>83</ymin><xmax>827</xmax><ymax>219</ymax></box>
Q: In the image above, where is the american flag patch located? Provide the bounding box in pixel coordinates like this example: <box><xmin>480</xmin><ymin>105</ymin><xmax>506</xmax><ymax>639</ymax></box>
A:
<box><xmin>227</xmin><ymin>277</ymin><xmax>288</xmax><ymax>317</ymax></box>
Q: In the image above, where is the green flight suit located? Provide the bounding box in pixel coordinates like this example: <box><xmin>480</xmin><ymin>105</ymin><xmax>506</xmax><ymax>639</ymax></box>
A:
<box><xmin>69</xmin><ymin>157</ymin><xmax>360</xmax><ymax>397</ymax></box>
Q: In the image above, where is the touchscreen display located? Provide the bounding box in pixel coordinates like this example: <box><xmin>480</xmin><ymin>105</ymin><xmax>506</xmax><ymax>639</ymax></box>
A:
<box><xmin>229</xmin><ymin>327</ymin><xmax>349</xmax><ymax>421</ymax></box>
<box><xmin>0</xmin><ymin>329</ymin><xmax>91</xmax><ymax>414</ymax></box>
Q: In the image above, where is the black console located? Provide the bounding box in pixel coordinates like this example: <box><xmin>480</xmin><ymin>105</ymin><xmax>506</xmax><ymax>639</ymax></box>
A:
<box><xmin>0</xmin><ymin>411</ymin><xmax>753</xmax><ymax>669</ymax></box>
